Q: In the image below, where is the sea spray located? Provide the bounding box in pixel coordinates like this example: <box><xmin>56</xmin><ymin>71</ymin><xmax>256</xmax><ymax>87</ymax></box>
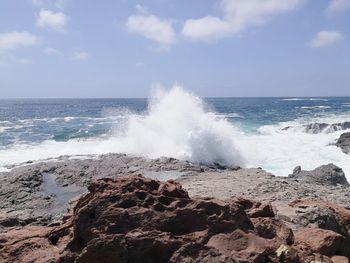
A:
<box><xmin>0</xmin><ymin>86</ymin><xmax>245</xmax><ymax>169</ymax></box>
<box><xmin>114</xmin><ymin>86</ymin><xmax>245</xmax><ymax>166</ymax></box>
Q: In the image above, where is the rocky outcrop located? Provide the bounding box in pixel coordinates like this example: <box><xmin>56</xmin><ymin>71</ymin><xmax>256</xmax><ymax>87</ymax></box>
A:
<box><xmin>0</xmin><ymin>154</ymin><xmax>229</xmax><ymax>228</ymax></box>
<box><xmin>2</xmin><ymin>176</ymin><xmax>350</xmax><ymax>263</ymax></box>
<box><xmin>282</xmin><ymin>122</ymin><xmax>350</xmax><ymax>134</ymax></box>
<box><xmin>288</xmin><ymin>164</ymin><xmax>349</xmax><ymax>186</ymax></box>
<box><xmin>336</xmin><ymin>132</ymin><xmax>350</xmax><ymax>154</ymax></box>
<box><xmin>55</xmin><ymin>176</ymin><xmax>293</xmax><ymax>262</ymax></box>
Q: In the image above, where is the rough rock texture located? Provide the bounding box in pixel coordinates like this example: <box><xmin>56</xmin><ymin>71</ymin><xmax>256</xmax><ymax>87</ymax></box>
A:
<box><xmin>178</xmin><ymin>165</ymin><xmax>350</xmax><ymax>206</ymax></box>
<box><xmin>336</xmin><ymin>132</ymin><xmax>350</xmax><ymax>154</ymax></box>
<box><xmin>56</xmin><ymin>176</ymin><xmax>292</xmax><ymax>262</ymax></box>
<box><xmin>288</xmin><ymin>164</ymin><xmax>349</xmax><ymax>186</ymax></box>
<box><xmin>2</xmin><ymin>176</ymin><xmax>350</xmax><ymax>263</ymax></box>
<box><xmin>0</xmin><ymin>154</ymin><xmax>234</xmax><ymax>229</ymax></box>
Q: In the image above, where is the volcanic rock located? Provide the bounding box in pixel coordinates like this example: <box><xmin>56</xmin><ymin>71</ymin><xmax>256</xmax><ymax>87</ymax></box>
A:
<box><xmin>288</xmin><ymin>164</ymin><xmax>349</xmax><ymax>186</ymax></box>
<box><xmin>336</xmin><ymin>132</ymin><xmax>350</xmax><ymax>154</ymax></box>
<box><xmin>2</xmin><ymin>175</ymin><xmax>350</xmax><ymax>262</ymax></box>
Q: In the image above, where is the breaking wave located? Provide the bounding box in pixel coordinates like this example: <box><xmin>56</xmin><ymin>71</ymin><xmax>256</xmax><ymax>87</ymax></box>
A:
<box><xmin>0</xmin><ymin>86</ymin><xmax>245</xmax><ymax>170</ymax></box>
<box><xmin>1</xmin><ymin>87</ymin><xmax>350</xmax><ymax>180</ymax></box>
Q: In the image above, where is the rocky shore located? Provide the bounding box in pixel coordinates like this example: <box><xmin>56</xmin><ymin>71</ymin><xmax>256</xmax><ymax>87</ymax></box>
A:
<box><xmin>1</xmin><ymin>153</ymin><xmax>350</xmax><ymax>262</ymax></box>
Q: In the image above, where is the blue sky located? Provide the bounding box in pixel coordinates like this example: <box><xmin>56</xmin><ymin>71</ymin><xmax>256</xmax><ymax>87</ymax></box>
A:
<box><xmin>0</xmin><ymin>0</ymin><xmax>349</xmax><ymax>98</ymax></box>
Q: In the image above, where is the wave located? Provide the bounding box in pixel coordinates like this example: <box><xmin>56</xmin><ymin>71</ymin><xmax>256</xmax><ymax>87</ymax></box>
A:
<box><xmin>237</xmin><ymin>125</ymin><xmax>350</xmax><ymax>178</ymax></box>
<box><xmin>0</xmin><ymin>86</ymin><xmax>245</xmax><ymax>169</ymax></box>
<box><xmin>300</xmin><ymin>106</ymin><xmax>331</xmax><ymax>109</ymax></box>
<box><xmin>214</xmin><ymin>113</ymin><xmax>241</xmax><ymax>118</ymax></box>
<box><xmin>1</xmin><ymin>88</ymin><xmax>350</xmax><ymax>180</ymax></box>
<box><xmin>282</xmin><ymin>98</ymin><xmax>328</xmax><ymax>101</ymax></box>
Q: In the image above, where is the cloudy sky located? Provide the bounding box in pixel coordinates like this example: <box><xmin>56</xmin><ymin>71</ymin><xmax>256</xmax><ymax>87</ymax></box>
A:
<box><xmin>0</xmin><ymin>0</ymin><xmax>349</xmax><ymax>98</ymax></box>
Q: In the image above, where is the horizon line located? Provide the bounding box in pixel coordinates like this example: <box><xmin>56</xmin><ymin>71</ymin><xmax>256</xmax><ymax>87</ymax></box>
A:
<box><xmin>1</xmin><ymin>95</ymin><xmax>350</xmax><ymax>100</ymax></box>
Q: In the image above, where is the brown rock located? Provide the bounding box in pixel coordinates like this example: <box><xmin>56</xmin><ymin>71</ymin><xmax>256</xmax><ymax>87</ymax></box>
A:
<box><xmin>56</xmin><ymin>175</ymin><xmax>303</xmax><ymax>262</ymax></box>
<box><xmin>295</xmin><ymin>228</ymin><xmax>344</xmax><ymax>256</ymax></box>
<box><xmin>0</xmin><ymin>226</ymin><xmax>60</xmax><ymax>263</ymax></box>
<box><xmin>331</xmin><ymin>256</ymin><xmax>350</xmax><ymax>263</ymax></box>
<box><xmin>2</xmin><ymin>175</ymin><xmax>350</xmax><ymax>263</ymax></box>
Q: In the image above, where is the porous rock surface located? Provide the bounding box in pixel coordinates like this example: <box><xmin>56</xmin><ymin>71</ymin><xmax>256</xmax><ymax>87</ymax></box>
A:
<box><xmin>2</xmin><ymin>176</ymin><xmax>350</xmax><ymax>263</ymax></box>
<box><xmin>0</xmin><ymin>154</ymin><xmax>231</xmax><ymax>228</ymax></box>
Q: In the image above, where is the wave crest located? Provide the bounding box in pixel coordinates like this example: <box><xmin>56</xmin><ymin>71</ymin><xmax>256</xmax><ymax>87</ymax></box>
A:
<box><xmin>116</xmin><ymin>86</ymin><xmax>245</xmax><ymax>166</ymax></box>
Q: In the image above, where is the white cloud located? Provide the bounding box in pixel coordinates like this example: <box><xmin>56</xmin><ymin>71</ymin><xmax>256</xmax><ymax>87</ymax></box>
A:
<box><xmin>182</xmin><ymin>0</ymin><xmax>304</xmax><ymax>42</ymax></box>
<box><xmin>126</xmin><ymin>5</ymin><xmax>176</xmax><ymax>46</ymax></box>
<box><xmin>71</xmin><ymin>51</ymin><xmax>89</xmax><ymax>61</ymax></box>
<box><xmin>326</xmin><ymin>0</ymin><xmax>350</xmax><ymax>15</ymax></box>
<box><xmin>308</xmin><ymin>30</ymin><xmax>342</xmax><ymax>48</ymax></box>
<box><xmin>43</xmin><ymin>47</ymin><xmax>61</xmax><ymax>55</ymax></box>
<box><xmin>36</xmin><ymin>9</ymin><xmax>68</xmax><ymax>32</ymax></box>
<box><xmin>0</xmin><ymin>31</ymin><xmax>38</xmax><ymax>50</ymax></box>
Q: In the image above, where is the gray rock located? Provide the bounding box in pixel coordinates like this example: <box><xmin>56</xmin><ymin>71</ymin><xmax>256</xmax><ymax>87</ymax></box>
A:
<box><xmin>0</xmin><ymin>153</ymin><xmax>227</xmax><ymax>230</ymax></box>
<box><xmin>288</xmin><ymin>164</ymin><xmax>349</xmax><ymax>186</ymax></box>
<box><xmin>282</xmin><ymin>122</ymin><xmax>350</xmax><ymax>134</ymax></box>
<box><xmin>293</xmin><ymin>166</ymin><xmax>301</xmax><ymax>175</ymax></box>
<box><xmin>336</xmin><ymin>132</ymin><xmax>350</xmax><ymax>154</ymax></box>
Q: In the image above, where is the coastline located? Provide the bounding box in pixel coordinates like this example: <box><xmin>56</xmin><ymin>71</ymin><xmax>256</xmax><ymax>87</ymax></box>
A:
<box><xmin>1</xmin><ymin>153</ymin><xmax>350</xmax><ymax>262</ymax></box>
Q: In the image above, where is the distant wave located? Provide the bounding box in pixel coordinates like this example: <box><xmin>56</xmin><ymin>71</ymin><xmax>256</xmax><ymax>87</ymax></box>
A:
<box><xmin>282</xmin><ymin>98</ymin><xmax>328</xmax><ymax>101</ymax></box>
<box><xmin>214</xmin><ymin>113</ymin><xmax>241</xmax><ymax>118</ymax></box>
<box><xmin>300</xmin><ymin>106</ymin><xmax>331</xmax><ymax>109</ymax></box>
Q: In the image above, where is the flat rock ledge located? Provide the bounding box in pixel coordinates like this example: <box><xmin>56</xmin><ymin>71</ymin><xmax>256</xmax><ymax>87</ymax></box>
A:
<box><xmin>1</xmin><ymin>175</ymin><xmax>350</xmax><ymax>263</ymax></box>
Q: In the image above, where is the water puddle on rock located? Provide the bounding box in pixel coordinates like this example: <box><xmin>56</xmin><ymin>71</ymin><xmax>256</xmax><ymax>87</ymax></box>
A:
<box><xmin>143</xmin><ymin>170</ymin><xmax>185</xmax><ymax>181</ymax></box>
<box><xmin>41</xmin><ymin>172</ymin><xmax>84</xmax><ymax>213</ymax></box>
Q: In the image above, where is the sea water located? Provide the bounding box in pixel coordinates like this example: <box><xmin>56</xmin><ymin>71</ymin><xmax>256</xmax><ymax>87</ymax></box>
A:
<box><xmin>1</xmin><ymin>86</ymin><xmax>350</xmax><ymax>179</ymax></box>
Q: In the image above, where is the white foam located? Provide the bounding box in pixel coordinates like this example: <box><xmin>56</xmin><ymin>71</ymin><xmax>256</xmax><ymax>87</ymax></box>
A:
<box><xmin>283</xmin><ymin>98</ymin><xmax>328</xmax><ymax>101</ymax></box>
<box><xmin>237</xmin><ymin>127</ymin><xmax>350</xmax><ymax>178</ymax></box>
<box><xmin>214</xmin><ymin>113</ymin><xmax>241</xmax><ymax>118</ymax></box>
<box><xmin>0</xmin><ymin>86</ymin><xmax>244</xmax><ymax>170</ymax></box>
<box><xmin>300</xmin><ymin>106</ymin><xmax>331</xmax><ymax>109</ymax></box>
<box><xmin>0</xmin><ymin>88</ymin><xmax>349</xmax><ymax>181</ymax></box>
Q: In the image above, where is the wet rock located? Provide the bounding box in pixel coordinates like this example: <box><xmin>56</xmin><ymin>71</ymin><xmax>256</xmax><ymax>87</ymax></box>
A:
<box><xmin>289</xmin><ymin>164</ymin><xmax>349</xmax><ymax>186</ymax></box>
<box><xmin>336</xmin><ymin>132</ymin><xmax>350</xmax><ymax>154</ymax></box>
<box><xmin>282</xmin><ymin>122</ymin><xmax>350</xmax><ymax>134</ymax></box>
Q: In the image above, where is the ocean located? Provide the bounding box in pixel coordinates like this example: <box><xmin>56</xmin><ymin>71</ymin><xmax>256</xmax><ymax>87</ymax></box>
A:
<box><xmin>1</xmin><ymin>86</ymin><xmax>350</xmax><ymax>179</ymax></box>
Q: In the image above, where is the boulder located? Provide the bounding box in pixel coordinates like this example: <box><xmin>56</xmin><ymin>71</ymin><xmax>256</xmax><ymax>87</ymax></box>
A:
<box><xmin>56</xmin><ymin>175</ymin><xmax>287</xmax><ymax>262</ymax></box>
<box><xmin>2</xmin><ymin>175</ymin><xmax>350</xmax><ymax>262</ymax></box>
<box><xmin>336</xmin><ymin>132</ymin><xmax>350</xmax><ymax>154</ymax></box>
<box><xmin>289</xmin><ymin>164</ymin><xmax>349</xmax><ymax>186</ymax></box>
<box><xmin>295</xmin><ymin>228</ymin><xmax>344</xmax><ymax>256</ymax></box>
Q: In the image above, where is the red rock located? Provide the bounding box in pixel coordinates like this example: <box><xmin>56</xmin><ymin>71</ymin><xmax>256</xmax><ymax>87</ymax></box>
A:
<box><xmin>331</xmin><ymin>256</ymin><xmax>350</xmax><ymax>263</ymax></box>
<box><xmin>295</xmin><ymin>228</ymin><xmax>344</xmax><ymax>256</ymax></box>
<box><xmin>0</xmin><ymin>226</ymin><xmax>61</xmax><ymax>263</ymax></box>
<box><xmin>1</xmin><ymin>175</ymin><xmax>350</xmax><ymax>263</ymax></box>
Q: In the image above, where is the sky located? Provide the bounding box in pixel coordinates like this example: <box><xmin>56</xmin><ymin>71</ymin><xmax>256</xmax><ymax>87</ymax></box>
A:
<box><xmin>0</xmin><ymin>0</ymin><xmax>350</xmax><ymax>98</ymax></box>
